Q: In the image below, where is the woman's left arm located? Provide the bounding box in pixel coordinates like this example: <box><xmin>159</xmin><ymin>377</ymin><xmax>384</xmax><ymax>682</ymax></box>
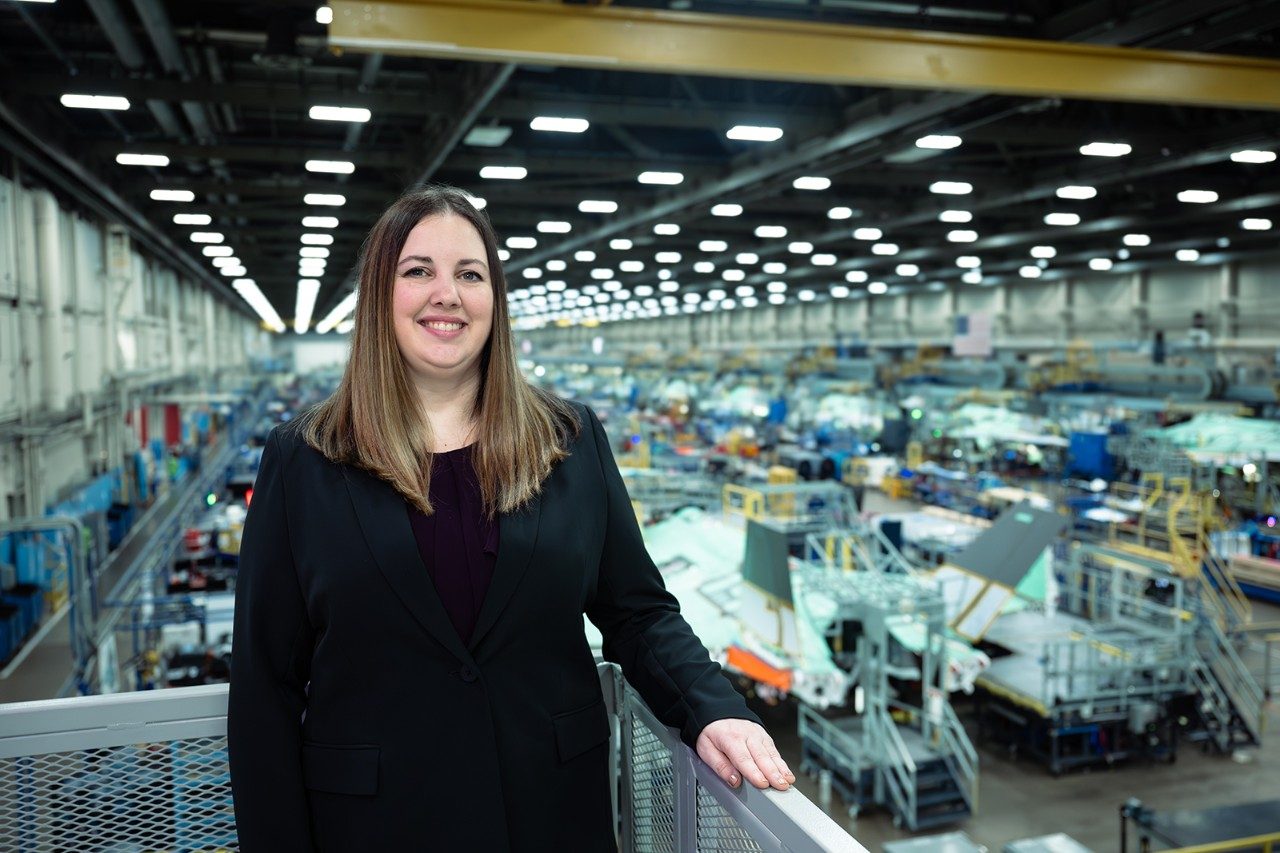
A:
<box><xmin>581</xmin><ymin>406</ymin><xmax>795</xmax><ymax>791</ymax></box>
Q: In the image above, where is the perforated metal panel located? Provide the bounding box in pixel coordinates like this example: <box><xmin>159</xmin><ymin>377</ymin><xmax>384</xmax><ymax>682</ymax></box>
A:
<box><xmin>0</xmin><ymin>736</ymin><xmax>238</xmax><ymax>853</ymax></box>
<box><xmin>696</xmin><ymin>783</ymin><xmax>766</xmax><ymax>852</ymax></box>
<box><xmin>629</xmin><ymin>713</ymin><xmax>677</xmax><ymax>852</ymax></box>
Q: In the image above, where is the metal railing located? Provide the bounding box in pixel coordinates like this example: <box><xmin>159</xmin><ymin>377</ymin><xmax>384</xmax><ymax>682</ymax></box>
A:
<box><xmin>937</xmin><ymin>698</ymin><xmax>978</xmax><ymax>814</ymax></box>
<box><xmin>867</xmin><ymin>703</ymin><xmax>916</xmax><ymax>829</ymax></box>
<box><xmin>0</xmin><ymin>663</ymin><xmax>866</xmax><ymax>853</ymax></box>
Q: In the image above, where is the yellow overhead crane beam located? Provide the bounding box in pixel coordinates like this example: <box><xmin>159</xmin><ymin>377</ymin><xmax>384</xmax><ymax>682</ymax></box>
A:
<box><xmin>330</xmin><ymin>0</ymin><xmax>1280</xmax><ymax>112</ymax></box>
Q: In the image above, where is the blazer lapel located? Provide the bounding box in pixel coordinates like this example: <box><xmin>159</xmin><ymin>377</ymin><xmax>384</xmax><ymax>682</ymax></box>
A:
<box><xmin>341</xmin><ymin>464</ymin><xmax>474</xmax><ymax>664</ymax></box>
<box><xmin>467</xmin><ymin>492</ymin><xmax>542</xmax><ymax>652</ymax></box>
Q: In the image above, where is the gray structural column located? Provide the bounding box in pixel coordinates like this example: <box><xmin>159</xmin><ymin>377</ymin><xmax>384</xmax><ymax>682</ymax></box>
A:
<box><xmin>35</xmin><ymin>191</ymin><xmax>67</xmax><ymax>412</ymax></box>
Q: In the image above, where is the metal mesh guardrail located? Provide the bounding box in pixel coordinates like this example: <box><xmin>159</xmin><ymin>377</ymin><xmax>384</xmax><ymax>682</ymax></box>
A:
<box><xmin>1</xmin><ymin>664</ymin><xmax>865</xmax><ymax>852</ymax></box>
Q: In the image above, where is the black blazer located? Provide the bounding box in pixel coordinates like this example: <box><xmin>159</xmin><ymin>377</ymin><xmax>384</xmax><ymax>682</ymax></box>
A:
<box><xmin>228</xmin><ymin>401</ymin><xmax>760</xmax><ymax>852</ymax></box>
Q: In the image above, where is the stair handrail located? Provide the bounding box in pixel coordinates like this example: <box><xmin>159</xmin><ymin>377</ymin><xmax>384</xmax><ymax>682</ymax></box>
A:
<box><xmin>869</xmin><ymin>704</ymin><xmax>917</xmax><ymax>828</ymax></box>
<box><xmin>1199</xmin><ymin>614</ymin><xmax>1265</xmax><ymax>741</ymax></box>
<box><xmin>1197</xmin><ymin>531</ymin><xmax>1252</xmax><ymax>631</ymax></box>
<box><xmin>936</xmin><ymin>696</ymin><xmax>978</xmax><ymax>813</ymax></box>
<box><xmin>1187</xmin><ymin>660</ymin><xmax>1233</xmax><ymax>752</ymax></box>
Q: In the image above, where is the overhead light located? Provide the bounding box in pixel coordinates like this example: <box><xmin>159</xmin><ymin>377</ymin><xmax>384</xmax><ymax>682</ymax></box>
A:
<box><xmin>1080</xmin><ymin>141</ymin><xmax>1131</xmax><ymax>157</ymax></box>
<box><xmin>305</xmin><ymin>159</ymin><xmax>355</xmax><ymax>174</ymax></box>
<box><xmin>1056</xmin><ymin>185</ymin><xmax>1097</xmax><ymax>200</ymax></box>
<box><xmin>232</xmin><ymin>279</ymin><xmax>287</xmax><ymax>333</ymax></box>
<box><xmin>726</xmin><ymin>125</ymin><xmax>783</xmax><ymax>142</ymax></box>
<box><xmin>828</xmin><ymin>206</ymin><xmax>853</xmax><ymax>220</ymax></box>
<box><xmin>530</xmin><ymin>116</ymin><xmax>589</xmax><ymax>133</ymax></box>
<box><xmin>767</xmin><ymin>281</ymin><xmax>787</xmax><ymax>293</ymax></box>
<box><xmin>722</xmin><ymin>269</ymin><xmax>745</xmax><ymax>281</ymax></box>
<box><xmin>579</xmin><ymin>199</ymin><xmax>618</xmax><ymax>213</ymax></box>
<box><xmin>620</xmin><ymin>260</ymin><xmax>645</xmax><ymax>272</ymax></box>
<box><xmin>315</xmin><ymin>290</ymin><xmax>358</xmax><ymax>334</ymax></box>
<box><xmin>61</xmin><ymin>94</ymin><xmax>130</xmax><ymax>110</ymax></box>
<box><xmin>117</xmin><ymin>153</ymin><xmax>169</xmax><ymax>167</ymax></box>
<box><xmin>1123</xmin><ymin>233</ymin><xmax>1150</xmax><ymax>246</ymax></box>
<box><xmin>575</xmin><ymin>250</ymin><xmax>596</xmax><ymax>262</ymax></box>
<box><xmin>735</xmin><ymin>252</ymin><xmax>758</xmax><ymax>264</ymax></box>
<box><xmin>479</xmin><ymin>165</ymin><xmax>527</xmax><ymax>181</ymax></box>
<box><xmin>871</xmin><ymin>243</ymin><xmax>898</xmax><ymax>255</ymax></box>
<box><xmin>638</xmin><ymin>171</ymin><xmax>683</xmax><ymax>185</ymax></box>
<box><xmin>711</xmin><ymin>203</ymin><xmax>743</xmax><ymax>217</ymax></box>
<box><xmin>299</xmin><ymin>247</ymin><xmax>329</xmax><ymax>258</ymax></box>
<box><xmin>301</xmin><ymin>233</ymin><xmax>334</xmax><ymax>245</ymax></box>
<box><xmin>1177</xmin><ymin>189</ymin><xmax>1218</xmax><ymax>204</ymax></box>
<box><xmin>294</xmin><ymin>279</ymin><xmax>320</xmax><ymax>334</ymax></box>
<box><xmin>1044</xmin><ymin>212</ymin><xmax>1080</xmax><ymax>226</ymax></box>
<box><xmin>1089</xmin><ymin>258</ymin><xmax>1113</xmax><ymax>271</ymax></box>
<box><xmin>896</xmin><ymin>263</ymin><xmax>919</xmax><ymax>276</ymax></box>
<box><xmin>811</xmin><ymin>254</ymin><xmax>837</xmax><ymax>266</ymax></box>
<box><xmin>316</xmin><ymin>6</ymin><xmax>333</xmax><ymax>25</ymax></box>
<box><xmin>962</xmin><ymin>270</ymin><xmax>983</xmax><ymax>284</ymax></box>
<box><xmin>939</xmin><ymin>210</ymin><xmax>972</xmax><ymax>223</ymax></box>
<box><xmin>754</xmin><ymin>225</ymin><xmax>787</xmax><ymax>238</ymax></box>
<box><xmin>845</xmin><ymin>270</ymin><xmax>868</xmax><ymax>283</ymax></box>
<box><xmin>303</xmin><ymin>216</ymin><xmax>339</xmax><ymax>228</ymax></box>
<box><xmin>537</xmin><ymin>221</ymin><xmax>571</xmax><ymax>234</ymax></box>
<box><xmin>304</xmin><ymin>193</ymin><xmax>346</xmax><ymax>206</ymax></box>
<box><xmin>309</xmin><ymin>105</ymin><xmax>371</xmax><ymax>123</ymax></box>
<box><xmin>741</xmin><ymin>296</ymin><xmax>759</xmax><ymax>308</ymax></box>
<box><xmin>655</xmin><ymin>251</ymin><xmax>682</xmax><ymax>263</ymax></box>
<box><xmin>174</xmin><ymin>213</ymin><xmax>211</xmax><ymax>225</ymax></box>
<box><xmin>916</xmin><ymin>134</ymin><xmax>962</xmax><ymax>150</ymax></box>
<box><xmin>609</xmin><ymin>238</ymin><xmax>632</xmax><ymax>250</ymax></box>
<box><xmin>766</xmin><ymin>293</ymin><xmax>785</xmax><ymax>305</ymax></box>
<box><xmin>1230</xmin><ymin>149</ymin><xmax>1277</xmax><ymax>164</ymax></box>
<box><xmin>699</xmin><ymin>240</ymin><xmax>728</xmax><ymax>252</ymax></box>
<box><xmin>1117</xmin><ymin>248</ymin><xmax>1131</xmax><ymax>260</ymax></box>
<box><xmin>929</xmin><ymin>181</ymin><xmax>972</xmax><ymax>195</ymax></box>
<box><xmin>190</xmin><ymin>232</ymin><xmax>224</xmax><ymax>244</ymax></box>
<box><xmin>956</xmin><ymin>256</ymin><xmax>981</xmax><ymax>268</ymax></box>
<box><xmin>465</xmin><ymin>195</ymin><xmax>487</xmax><ymax>210</ymax></box>
<box><xmin>788</xmin><ymin>241</ymin><xmax>813</xmax><ymax>254</ymax></box>
<box><xmin>547</xmin><ymin>280</ymin><xmax>568</xmax><ymax>291</ymax></box>
<box><xmin>202</xmin><ymin>245</ymin><xmax>233</xmax><ymax>257</ymax></box>
<box><xmin>211</xmin><ymin>256</ymin><xmax>241</xmax><ymax>268</ymax></box>
<box><xmin>1176</xmin><ymin>249</ymin><xmax>1200</xmax><ymax>262</ymax></box>
<box><xmin>763</xmin><ymin>262</ymin><xmax>787</xmax><ymax>274</ymax></box>
<box><xmin>947</xmin><ymin>229</ymin><xmax>978</xmax><ymax>242</ymax></box>
<box><xmin>793</xmin><ymin>176</ymin><xmax>831</xmax><ymax>191</ymax></box>
<box><xmin>507</xmin><ymin>236</ymin><xmax>537</xmax><ymax>249</ymax></box>
<box><xmin>798</xmin><ymin>290</ymin><xmax>816</xmax><ymax>302</ymax></box>
<box><xmin>546</xmin><ymin>259</ymin><xmax>567</xmax><ymax>271</ymax></box>
<box><xmin>497</xmin><ymin>249</ymin><xmax>511</xmax><ymax>261</ymax></box>
<box><xmin>523</xmin><ymin>268</ymin><xmax>543</xmax><ymax>279</ymax></box>
<box><xmin>867</xmin><ymin>281</ymin><xmax>888</xmax><ymax>295</ymax></box>
<box><xmin>1030</xmin><ymin>245</ymin><xmax>1056</xmax><ymax>258</ymax></box>
<box><xmin>694</xmin><ymin>261</ymin><xmax>715</xmax><ymax>273</ymax></box>
<box><xmin>220</xmin><ymin>265</ymin><xmax>247</xmax><ymax>277</ymax></box>
<box><xmin>590</xmin><ymin>268</ymin><xmax>614</xmax><ymax>280</ymax></box>
<box><xmin>463</xmin><ymin>126</ymin><xmax>512</xmax><ymax>147</ymax></box>
<box><xmin>853</xmin><ymin>227</ymin><xmax>882</xmax><ymax>240</ymax></box>
<box><xmin>831</xmin><ymin>285</ymin><xmax>850</xmax><ymax>298</ymax></box>
<box><xmin>1241</xmin><ymin>218</ymin><xmax>1272</xmax><ymax>230</ymax></box>
<box><xmin>735</xmin><ymin>285</ymin><xmax>754</xmax><ymax>297</ymax></box>
<box><xmin>151</xmin><ymin>189</ymin><xmax>195</xmax><ymax>202</ymax></box>
<box><xmin>1019</xmin><ymin>265</ymin><xmax>1042</xmax><ymax>278</ymax></box>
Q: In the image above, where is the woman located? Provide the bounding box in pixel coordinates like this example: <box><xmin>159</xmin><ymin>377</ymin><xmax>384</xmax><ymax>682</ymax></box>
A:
<box><xmin>228</xmin><ymin>186</ymin><xmax>794</xmax><ymax>852</ymax></box>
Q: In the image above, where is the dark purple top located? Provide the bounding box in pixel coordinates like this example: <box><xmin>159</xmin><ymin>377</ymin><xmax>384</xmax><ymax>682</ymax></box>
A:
<box><xmin>405</xmin><ymin>444</ymin><xmax>499</xmax><ymax>645</ymax></box>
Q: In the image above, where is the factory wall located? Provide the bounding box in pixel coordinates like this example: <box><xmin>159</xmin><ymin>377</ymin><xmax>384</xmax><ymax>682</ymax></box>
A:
<box><xmin>0</xmin><ymin>175</ymin><xmax>269</xmax><ymax>520</ymax></box>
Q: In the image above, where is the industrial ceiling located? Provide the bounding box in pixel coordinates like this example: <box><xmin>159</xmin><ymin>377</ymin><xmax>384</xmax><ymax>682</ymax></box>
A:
<box><xmin>1</xmin><ymin>0</ymin><xmax>1278</xmax><ymax>332</ymax></box>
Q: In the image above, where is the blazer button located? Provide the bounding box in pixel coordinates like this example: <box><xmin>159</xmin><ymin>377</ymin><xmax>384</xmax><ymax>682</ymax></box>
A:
<box><xmin>459</xmin><ymin>665</ymin><xmax>478</xmax><ymax>683</ymax></box>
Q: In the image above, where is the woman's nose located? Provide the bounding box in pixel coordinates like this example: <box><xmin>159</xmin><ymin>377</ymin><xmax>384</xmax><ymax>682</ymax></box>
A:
<box><xmin>428</xmin><ymin>280</ymin><xmax>461</xmax><ymax>307</ymax></box>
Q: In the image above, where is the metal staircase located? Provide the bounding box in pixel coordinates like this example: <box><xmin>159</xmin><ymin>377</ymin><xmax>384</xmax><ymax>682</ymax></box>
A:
<box><xmin>1190</xmin><ymin>616</ymin><xmax>1265</xmax><ymax>750</ymax></box>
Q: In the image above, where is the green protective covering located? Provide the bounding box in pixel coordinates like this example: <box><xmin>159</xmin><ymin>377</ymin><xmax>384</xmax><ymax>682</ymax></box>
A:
<box><xmin>1147</xmin><ymin>413</ymin><xmax>1280</xmax><ymax>461</ymax></box>
<box><xmin>884</xmin><ymin>620</ymin><xmax>988</xmax><ymax>671</ymax></box>
<box><xmin>936</xmin><ymin>403</ymin><xmax>1069</xmax><ymax>449</ymax></box>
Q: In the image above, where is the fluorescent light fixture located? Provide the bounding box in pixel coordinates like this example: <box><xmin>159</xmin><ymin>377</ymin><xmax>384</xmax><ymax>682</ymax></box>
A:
<box><xmin>190</xmin><ymin>232</ymin><xmax>224</xmax><ymax>243</ymax></box>
<box><xmin>464</xmin><ymin>126</ymin><xmax>511</xmax><ymax>147</ymax></box>
<box><xmin>299</xmin><ymin>247</ymin><xmax>329</xmax><ymax>258</ymax></box>
<box><xmin>202</xmin><ymin>245</ymin><xmax>233</xmax><ymax>257</ymax></box>
<box><xmin>174</xmin><ymin>213</ymin><xmax>211</xmax><ymax>226</ymax></box>
<box><xmin>466</xmin><ymin>195</ymin><xmax>487</xmax><ymax>210</ymax></box>
<box><xmin>545</xmin><ymin>259</ymin><xmax>567</xmax><ymax>271</ymax></box>
<box><xmin>530</xmin><ymin>116</ymin><xmax>589</xmax><ymax>133</ymax></box>
<box><xmin>831</xmin><ymin>285</ymin><xmax>850</xmax><ymax>298</ymax></box>
<box><xmin>871</xmin><ymin>243</ymin><xmax>899</xmax><ymax>256</ymax></box>
<box><xmin>1177</xmin><ymin>189</ymin><xmax>1218</xmax><ymax>204</ymax></box>
<box><xmin>609</xmin><ymin>238</ymin><xmax>632</xmax><ymax>250</ymax></box>
<box><xmin>579</xmin><ymin>199</ymin><xmax>617</xmax><ymax>213</ymax></box>
<box><xmin>867</xmin><ymin>281</ymin><xmax>888</xmax><ymax>295</ymax></box>
<box><xmin>507</xmin><ymin>236</ymin><xmax>537</xmax><ymax>249</ymax></box>
<box><xmin>620</xmin><ymin>260</ymin><xmax>645</xmax><ymax>273</ymax></box>
<box><xmin>929</xmin><ymin>181</ymin><xmax>972</xmax><ymax>195</ymax></box>
<box><xmin>315</xmin><ymin>289</ymin><xmax>358</xmax><ymax>334</ymax></box>
<box><xmin>1241</xmin><ymin>218</ymin><xmax>1272</xmax><ymax>230</ymax></box>
<box><xmin>798</xmin><ymin>289</ymin><xmax>816</xmax><ymax>302</ymax></box>
<box><xmin>655</xmin><ymin>251</ymin><xmax>682</xmax><ymax>263</ymax></box>
<box><xmin>726</xmin><ymin>125</ymin><xmax>783</xmax><ymax>142</ymax></box>
<box><xmin>741</xmin><ymin>296</ymin><xmax>758</xmax><ymax>308</ymax></box>
<box><xmin>693</xmin><ymin>262</ymin><xmax>715</xmax><ymax>273</ymax></box>
<box><xmin>1231</xmin><ymin>149</ymin><xmax>1277</xmax><ymax>164</ymax></box>
<box><xmin>1089</xmin><ymin>258</ymin><xmax>1113</xmax><ymax>271</ymax></box>
<box><xmin>916</xmin><ymin>134</ymin><xmax>962</xmax><ymax>150</ymax></box>
<box><xmin>61</xmin><ymin>94</ymin><xmax>130</xmax><ymax>111</ymax></box>
<box><xmin>1056</xmin><ymin>185</ymin><xmax>1097</xmax><ymax>200</ymax></box>
<box><xmin>711</xmin><ymin>203</ymin><xmax>743</xmax><ymax>217</ymax></box>
<box><xmin>295</xmin><ymin>279</ymin><xmax>320</xmax><ymax>334</ymax></box>
<box><xmin>1123</xmin><ymin>233</ymin><xmax>1151</xmax><ymax>247</ymax></box>
<box><xmin>956</xmin><ymin>256</ymin><xmax>981</xmax><ymax>268</ymax></box>
<box><xmin>707</xmin><ymin>289</ymin><xmax>726</xmax><ymax>301</ymax></box>
<box><xmin>304</xmin><ymin>193</ymin><xmax>345</xmax><ymax>206</ymax></box>
<box><xmin>1030</xmin><ymin>245</ymin><xmax>1056</xmax><ymax>258</ymax></box>
<box><xmin>638</xmin><ymin>171</ymin><xmax>683</xmax><ymax>185</ymax></box>
<box><xmin>828</xmin><ymin>206</ymin><xmax>853</xmax><ymax>220</ymax></box>
<box><xmin>537</xmin><ymin>221</ymin><xmax>571</xmax><ymax>234</ymax></box>
<box><xmin>896</xmin><ymin>263</ymin><xmax>919</xmax><ymax>276</ymax></box>
<box><xmin>788</xmin><ymin>241</ymin><xmax>814</xmax><ymax>254</ymax></box>
<box><xmin>305</xmin><ymin>159</ymin><xmax>355</xmax><ymax>174</ymax></box>
<box><xmin>335</xmin><ymin>319</ymin><xmax>355</xmax><ymax>334</ymax></box>
<box><xmin>735</xmin><ymin>252</ymin><xmax>758</xmax><ymax>264</ymax></box>
<box><xmin>947</xmin><ymin>229</ymin><xmax>978</xmax><ymax>242</ymax></box>
<box><xmin>1045</xmin><ymin>212</ymin><xmax>1080</xmax><ymax>225</ymax></box>
<box><xmin>766</xmin><ymin>282</ymin><xmax>787</xmax><ymax>296</ymax></box>
<box><xmin>754</xmin><ymin>225</ymin><xmax>787</xmax><ymax>238</ymax></box>
<box><xmin>654</xmin><ymin>222</ymin><xmax>680</xmax><ymax>235</ymax></box>
<box><xmin>220</xmin><ymin>265</ymin><xmax>247</xmax><ymax>277</ymax></box>
<box><xmin>1080</xmin><ymin>141</ymin><xmax>1131</xmax><ymax>157</ymax></box>
<box><xmin>763</xmin><ymin>262</ymin><xmax>787</xmax><ymax>274</ymax></box>
<box><xmin>498</xmin><ymin>249</ymin><xmax>511</xmax><ymax>261</ymax></box>
<box><xmin>302</xmin><ymin>216</ymin><xmax>339</xmax><ymax>228</ymax></box>
<box><xmin>939</xmin><ymin>210</ymin><xmax>972</xmax><ymax>223</ymax></box>
<box><xmin>853</xmin><ymin>227</ymin><xmax>882</xmax><ymax>240</ymax></box>
<box><xmin>301</xmin><ymin>233</ymin><xmax>334</xmax><ymax>245</ymax></box>
<box><xmin>722</xmin><ymin>269</ymin><xmax>745</xmax><ymax>282</ymax></box>
<box><xmin>845</xmin><ymin>270</ymin><xmax>868</xmax><ymax>283</ymax></box>
<box><xmin>735</xmin><ymin>285</ymin><xmax>754</xmax><ymax>297</ymax></box>
<box><xmin>309</xmin><ymin>105</ymin><xmax>371</xmax><ymax>123</ymax></box>
<box><xmin>1117</xmin><ymin>249</ymin><xmax>1131</xmax><ymax>260</ymax></box>
<box><xmin>522</xmin><ymin>268</ymin><xmax>542</xmax><ymax>279</ymax></box>
<box><xmin>793</xmin><ymin>176</ymin><xmax>831</xmax><ymax>191</ymax></box>
<box><xmin>574</xmin><ymin>250</ymin><xmax>596</xmax><ymax>262</ymax></box>
<box><xmin>699</xmin><ymin>240</ymin><xmax>727</xmax><ymax>252</ymax></box>
<box><xmin>962</xmin><ymin>270</ymin><xmax>983</xmax><ymax>285</ymax></box>
<box><xmin>547</xmin><ymin>280</ymin><xmax>567</xmax><ymax>291</ymax></box>
<box><xmin>211</xmin><ymin>256</ymin><xmax>240</xmax><ymax>268</ymax></box>
<box><xmin>590</xmin><ymin>268</ymin><xmax>614</xmax><ymax>280</ymax></box>
<box><xmin>1176</xmin><ymin>249</ymin><xmax>1200</xmax><ymax>262</ymax></box>
<box><xmin>1019</xmin><ymin>265</ymin><xmax>1042</xmax><ymax>278</ymax></box>
<box><xmin>766</xmin><ymin>293</ymin><xmax>785</xmax><ymax>305</ymax></box>
<box><xmin>480</xmin><ymin>165</ymin><xmax>527</xmax><ymax>180</ymax></box>
<box><xmin>151</xmin><ymin>189</ymin><xmax>195</xmax><ymax>202</ymax></box>
<box><xmin>316</xmin><ymin>6</ymin><xmax>333</xmax><ymax>25</ymax></box>
<box><xmin>116</xmin><ymin>153</ymin><xmax>168</xmax><ymax>167</ymax></box>
<box><xmin>232</xmin><ymin>279</ymin><xmax>287</xmax><ymax>333</ymax></box>
<box><xmin>811</xmin><ymin>254</ymin><xmax>837</xmax><ymax>266</ymax></box>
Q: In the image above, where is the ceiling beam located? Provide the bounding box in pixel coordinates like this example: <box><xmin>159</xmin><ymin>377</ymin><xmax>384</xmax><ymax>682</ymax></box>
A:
<box><xmin>329</xmin><ymin>0</ymin><xmax>1280</xmax><ymax>111</ymax></box>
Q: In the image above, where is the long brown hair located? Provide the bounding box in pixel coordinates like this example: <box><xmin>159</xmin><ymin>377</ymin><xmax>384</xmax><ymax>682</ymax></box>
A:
<box><xmin>299</xmin><ymin>185</ymin><xmax>578</xmax><ymax>515</ymax></box>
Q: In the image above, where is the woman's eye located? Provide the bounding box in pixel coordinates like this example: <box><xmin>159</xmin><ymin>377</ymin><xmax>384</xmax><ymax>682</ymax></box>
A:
<box><xmin>460</xmin><ymin>270</ymin><xmax>485</xmax><ymax>282</ymax></box>
<box><xmin>403</xmin><ymin>266</ymin><xmax>429</xmax><ymax>278</ymax></box>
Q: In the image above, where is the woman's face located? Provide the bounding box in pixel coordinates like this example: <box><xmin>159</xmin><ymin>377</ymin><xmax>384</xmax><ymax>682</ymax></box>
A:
<box><xmin>392</xmin><ymin>212</ymin><xmax>495</xmax><ymax>388</ymax></box>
